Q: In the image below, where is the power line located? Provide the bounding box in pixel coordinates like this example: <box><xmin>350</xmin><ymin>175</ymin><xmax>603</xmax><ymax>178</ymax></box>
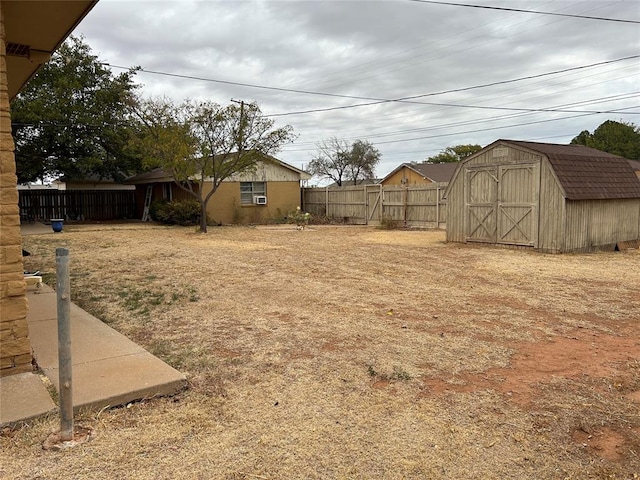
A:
<box><xmin>281</xmin><ymin>67</ymin><xmax>639</xmax><ymax>135</ymax></box>
<box><xmin>282</xmin><ymin>106</ymin><xmax>639</xmax><ymax>152</ymax></box>
<box><xmin>268</xmin><ymin>55</ymin><xmax>640</xmax><ymax>116</ymax></box>
<box><xmin>107</xmin><ymin>55</ymin><xmax>640</xmax><ymax>117</ymax></box>
<box><xmin>405</xmin><ymin>0</ymin><xmax>640</xmax><ymax>24</ymax></box>
<box><xmin>281</xmin><ymin>92</ymin><xmax>640</xmax><ymax>147</ymax></box>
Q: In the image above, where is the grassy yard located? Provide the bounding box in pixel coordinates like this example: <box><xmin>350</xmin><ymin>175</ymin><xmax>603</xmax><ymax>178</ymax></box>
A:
<box><xmin>3</xmin><ymin>224</ymin><xmax>639</xmax><ymax>479</ymax></box>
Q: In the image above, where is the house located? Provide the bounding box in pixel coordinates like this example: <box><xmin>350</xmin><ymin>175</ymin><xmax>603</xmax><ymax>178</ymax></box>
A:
<box><xmin>445</xmin><ymin>140</ymin><xmax>640</xmax><ymax>253</ymax></box>
<box><xmin>381</xmin><ymin>162</ymin><xmax>458</xmax><ymax>186</ymax></box>
<box><xmin>126</xmin><ymin>155</ymin><xmax>311</xmax><ymax>224</ymax></box>
<box><xmin>1</xmin><ymin>1</ymin><xmax>98</xmax><ymax>377</ymax></box>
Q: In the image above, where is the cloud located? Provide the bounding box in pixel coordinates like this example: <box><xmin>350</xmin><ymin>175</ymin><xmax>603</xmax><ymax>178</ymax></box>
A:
<box><xmin>76</xmin><ymin>0</ymin><xmax>640</xmax><ymax>177</ymax></box>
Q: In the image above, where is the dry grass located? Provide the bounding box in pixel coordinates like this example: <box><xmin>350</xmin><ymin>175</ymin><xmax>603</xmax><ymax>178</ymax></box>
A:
<box><xmin>3</xmin><ymin>224</ymin><xmax>639</xmax><ymax>479</ymax></box>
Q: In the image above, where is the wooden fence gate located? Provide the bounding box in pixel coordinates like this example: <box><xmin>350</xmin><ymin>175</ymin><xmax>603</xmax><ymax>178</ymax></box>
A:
<box><xmin>302</xmin><ymin>183</ymin><xmax>447</xmax><ymax>228</ymax></box>
<box><xmin>366</xmin><ymin>185</ymin><xmax>382</xmax><ymax>225</ymax></box>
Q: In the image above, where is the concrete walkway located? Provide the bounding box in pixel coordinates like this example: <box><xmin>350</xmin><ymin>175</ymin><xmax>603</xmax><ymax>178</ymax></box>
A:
<box><xmin>1</xmin><ymin>224</ymin><xmax>186</xmax><ymax>427</ymax></box>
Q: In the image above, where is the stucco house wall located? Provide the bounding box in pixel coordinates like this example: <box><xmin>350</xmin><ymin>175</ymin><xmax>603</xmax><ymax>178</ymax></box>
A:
<box><xmin>382</xmin><ymin>166</ymin><xmax>432</xmax><ymax>185</ymax></box>
<box><xmin>202</xmin><ymin>180</ymin><xmax>301</xmax><ymax>224</ymax></box>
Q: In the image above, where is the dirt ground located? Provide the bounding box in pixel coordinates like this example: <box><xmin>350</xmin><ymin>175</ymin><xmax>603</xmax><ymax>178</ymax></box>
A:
<box><xmin>4</xmin><ymin>224</ymin><xmax>639</xmax><ymax>479</ymax></box>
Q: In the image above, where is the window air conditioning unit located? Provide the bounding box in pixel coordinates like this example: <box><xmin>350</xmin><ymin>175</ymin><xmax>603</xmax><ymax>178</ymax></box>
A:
<box><xmin>253</xmin><ymin>195</ymin><xmax>267</xmax><ymax>205</ymax></box>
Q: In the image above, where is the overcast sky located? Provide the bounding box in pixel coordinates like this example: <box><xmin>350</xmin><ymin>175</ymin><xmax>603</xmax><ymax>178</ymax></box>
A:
<box><xmin>75</xmin><ymin>0</ymin><xmax>640</xmax><ymax>180</ymax></box>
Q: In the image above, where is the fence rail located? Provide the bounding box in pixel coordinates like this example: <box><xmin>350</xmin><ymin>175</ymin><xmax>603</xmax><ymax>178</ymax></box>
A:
<box><xmin>302</xmin><ymin>183</ymin><xmax>448</xmax><ymax>228</ymax></box>
<box><xmin>18</xmin><ymin>189</ymin><xmax>136</xmax><ymax>222</ymax></box>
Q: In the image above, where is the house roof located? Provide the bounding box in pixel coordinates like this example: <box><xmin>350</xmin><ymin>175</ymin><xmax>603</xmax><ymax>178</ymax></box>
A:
<box><xmin>382</xmin><ymin>162</ymin><xmax>458</xmax><ymax>183</ymax></box>
<box><xmin>125</xmin><ymin>168</ymin><xmax>174</xmax><ymax>184</ymax></box>
<box><xmin>56</xmin><ymin>173</ymin><xmax>129</xmax><ymax>184</ymax></box>
<box><xmin>327</xmin><ymin>178</ymin><xmax>382</xmax><ymax>188</ymax></box>
<box><xmin>501</xmin><ymin>140</ymin><xmax>640</xmax><ymax>200</ymax></box>
<box><xmin>4</xmin><ymin>1</ymin><xmax>98</xmax><ymax>99</ymax></box>
<box><xmin>125</xmin><ymin>154</ymin><xmax>311</xmax><ymax>184</ymax></box>
<box><xmin>409</xmin><ymin>162</ymin><xmax>459</xmax><ymax>182</ymax></box>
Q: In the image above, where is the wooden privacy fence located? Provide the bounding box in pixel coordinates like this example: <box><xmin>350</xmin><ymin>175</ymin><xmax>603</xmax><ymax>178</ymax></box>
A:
<box><xmin>302</xmin><ymin>183</ymin><xmax>448</xmax><ymax>228</ymax></box>
<box><xmin>19</xmin><ymin>190</ymin><xmax>136</xmax><ymax>222</ymax></box>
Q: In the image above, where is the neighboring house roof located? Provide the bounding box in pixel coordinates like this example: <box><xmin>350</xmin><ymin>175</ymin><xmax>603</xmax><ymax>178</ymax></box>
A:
<box><xmin>56</xmin><ymin>173</ymin><xmax>127</xmax><ymax>184</ymax></box>
<box><xmin>409</xmin><ymin>162</ymin><xmax>459</xmax><ymax>182</ymax></box>
<box><xmin>502</xmin><ymin>140</ymin><xmax>640</xmax><ymax>200</ymax></box>
<box><xmin>125</xmin><ymin>168</ymin><xmax>174</xmax><ymax>184</ymax></box>
<box><xmin>382</xmin><ymin>162</ymin><xmax>458</xmax><ymax>183</ymax></box>
<box><xmin>125</xmin><ymin>154</ymin><xmax>311</xmax><ymax>184</ymax></box>
<box><xmin>327</xmin><ymin>178</ymin><xmax>382</xmax><ymax>188</ymax></box>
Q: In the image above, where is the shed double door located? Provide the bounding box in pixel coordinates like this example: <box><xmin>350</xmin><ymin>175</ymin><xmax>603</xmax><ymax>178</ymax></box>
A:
<box><xmin>465</xmin><ymin>163</ymin><xmax>539</xmax><ymax>246</ymax></box>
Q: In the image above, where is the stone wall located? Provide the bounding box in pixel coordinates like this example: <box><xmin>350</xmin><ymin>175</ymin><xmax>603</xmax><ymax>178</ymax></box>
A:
<box><xmin>0</xmin><ymin>3</ymin><xmax>32</xmax><ymax>377</ymax></box>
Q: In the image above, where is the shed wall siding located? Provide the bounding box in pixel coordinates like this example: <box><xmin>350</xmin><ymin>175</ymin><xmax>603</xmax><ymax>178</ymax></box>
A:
<box><xmin>563</xmin><ymin>198</ymin><xmax>640</xmax><ymax>252</ymax></box>
<box><xmin>445</xmin><ymin>167</ymin><xmax>466</xmax><ymax>242</ymax></box>
<box><xmin>537</xmin><ymin>160</ymin><xmax>566</xmax><ymax>253</ymax></box>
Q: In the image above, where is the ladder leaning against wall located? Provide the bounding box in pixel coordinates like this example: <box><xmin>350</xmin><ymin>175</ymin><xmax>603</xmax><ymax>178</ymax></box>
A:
<box><xmin>141</xmin><ymin>186</ymin><xmax>153</xmax><ymax>221</ymax></box>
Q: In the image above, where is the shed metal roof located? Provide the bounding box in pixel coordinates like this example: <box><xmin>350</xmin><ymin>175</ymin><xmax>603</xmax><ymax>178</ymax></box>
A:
<box><xmin>501</xmin><ymin>140</ymin><xmax>640</xmax><ymax>200</ymax></box>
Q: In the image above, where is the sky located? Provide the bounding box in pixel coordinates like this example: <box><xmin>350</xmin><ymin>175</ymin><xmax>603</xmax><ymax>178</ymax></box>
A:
<box><xmin>74</xmin><ymin>0</ymin><xmax>640</xmax><ymax>181</ymax></box>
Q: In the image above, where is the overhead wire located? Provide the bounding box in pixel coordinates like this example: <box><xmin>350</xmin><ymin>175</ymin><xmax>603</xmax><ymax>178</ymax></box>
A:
<box><xmin>279</xmin><ymin>92</ymin><xmax>640</xmax><ymax>149</ymax></box>
<box><xmin>107</xmin><ymin>55</ymin><xmax>640</xmax><ymax>117</ymax></box>
<box><xmin>404</xmin><ymin>0</ymin><xmax>640</xmax><ymax>24</ymax></box>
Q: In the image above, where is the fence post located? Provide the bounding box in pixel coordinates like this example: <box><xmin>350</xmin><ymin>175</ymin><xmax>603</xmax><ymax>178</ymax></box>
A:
<box><xmin>325</xmin><ymin>187</ymin><xmax>329</xmax><ymax>218</ymax></box>
<box><xmin>379</xmin><ymin>184</ymin><xmax>383</xmax><ymax>222</ymax></box>
<box><xmin>403</xmin><ymin>185</ymin><xmax>408</xmax><ymax>227</ymax></box>
<box><xmin>363</xmin><ymin>185</ymin><xmax>367</xmax><ymax>225</ymax></box>
<box><xmin>56</xmin><ymin>248</ymin><xmax>73</xmax><ymax>442</ymax></box>
<box><xmin>436</xmin><ymin>184</ymin><xmax>440</xmax><ymax>229</ymax></box>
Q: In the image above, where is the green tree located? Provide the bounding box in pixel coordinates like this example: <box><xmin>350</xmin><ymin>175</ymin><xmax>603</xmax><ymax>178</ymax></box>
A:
<box><xmin>309</xmin><ymin>137</ymin><xmax>381</xmax><ymax>186</ymax></box>
<box><xmin>134</xmin><ymin>99</ymin><xmax>294</xmax><ymax>233</ymax></box>
<box><xmin>426</xmin><ymin>144</ymin><xmax>482</xmax><ymax>163</ymax></box>
<box><xmin>10</xmin><ymin>35</ymin><xmax>140</xmax><ymax>183</ymax></box>
<box><xmin>571</xmin><ymin>120</ymin><xmax>640</xmax><ymax>159</ymax></box>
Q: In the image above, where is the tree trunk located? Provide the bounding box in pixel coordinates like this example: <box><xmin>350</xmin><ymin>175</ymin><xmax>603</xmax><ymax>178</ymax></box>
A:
<box><xmin>199</xmin><ymin>200</ymin><xmax>208</xmax><ymax>233</ymax></box>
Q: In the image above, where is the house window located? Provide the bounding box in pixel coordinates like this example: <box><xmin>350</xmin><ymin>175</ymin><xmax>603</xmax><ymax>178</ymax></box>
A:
<box><xmin>163</xmin><ymin>183</ymin><xmax>173</xmax><ymax>202</ymax></box>
<box><xmin>240</xmin><ymin>182</ymin><xmax>266</xmax><ymax>205</ymax></box>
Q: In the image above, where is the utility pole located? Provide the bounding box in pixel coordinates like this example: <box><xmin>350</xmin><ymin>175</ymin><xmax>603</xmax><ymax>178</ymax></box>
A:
<box><xmin>230</xmin><ymin>99</ymin><xmax>245</xmax><ymax>152</ymax></box>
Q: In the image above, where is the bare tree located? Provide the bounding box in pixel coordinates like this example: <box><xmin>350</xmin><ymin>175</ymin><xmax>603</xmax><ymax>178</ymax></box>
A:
<box><xmin>308</xmin><ymin>137</ymin><xmax>380</xmax><ymax>186</ymax></box>
<box><xmin>345</xmin><ymin>140</ymin><xmax>380</xmax><ymax>185</ymax></box>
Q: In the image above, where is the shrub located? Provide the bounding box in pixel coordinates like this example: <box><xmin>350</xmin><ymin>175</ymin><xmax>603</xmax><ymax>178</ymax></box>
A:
<box><xmin>288</xmin><ymin>206</ymin><xmax>311</xmax><ymax>229</ymax></box>
<box><xmin>151</xmin><ymin>199</ymin><xmax>201</xmax><ymax>226</ymax></box>
<box><xmin>379</xmin><ymin>215</ymin><xmax>401</xmax><ymax>230</ymax></box>
<box><xmin>149</xmin><ymin>199</ymin><xmax>170</xmax><ymax>222</ymax></box>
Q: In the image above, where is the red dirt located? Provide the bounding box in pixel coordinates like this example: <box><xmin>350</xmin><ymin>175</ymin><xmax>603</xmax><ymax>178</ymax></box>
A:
<box><xmin>420</xmin><ymin>322</ymin><xmax>639</xmax><ymax>463</ymax></box>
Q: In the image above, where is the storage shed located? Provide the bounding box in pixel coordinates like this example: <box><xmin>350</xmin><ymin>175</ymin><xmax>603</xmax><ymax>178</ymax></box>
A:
<box><xmin>445</xmin><ymin>140</ymin><xmax>640</xmax><ymax>253</ymax></box>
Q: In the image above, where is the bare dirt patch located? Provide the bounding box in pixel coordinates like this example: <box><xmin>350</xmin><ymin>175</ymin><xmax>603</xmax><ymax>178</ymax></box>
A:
<box><xmin>5</xmin><ymin>224</ymin><xmax>638</xmax><ymax>479</ymax></box>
